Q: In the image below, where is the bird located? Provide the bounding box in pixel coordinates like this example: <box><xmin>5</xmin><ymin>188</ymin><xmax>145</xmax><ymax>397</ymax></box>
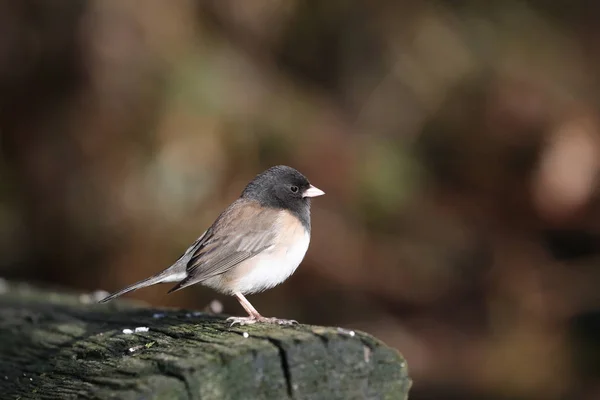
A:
<box><xmin>99</xmin><ymin>165</ymin><xmax>325</xmax><ymax>325</ymax></box>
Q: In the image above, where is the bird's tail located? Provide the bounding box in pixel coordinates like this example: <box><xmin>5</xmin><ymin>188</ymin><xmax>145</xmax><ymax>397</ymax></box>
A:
<box><xmin>98</xmin><ymin>270</ymin><xmax>187</xmax><ymax>303</ymax></box>
<box><xmin>99</xmin><ymin>231</ymin><xmax>205</xmax><ymax>303</ymax></box>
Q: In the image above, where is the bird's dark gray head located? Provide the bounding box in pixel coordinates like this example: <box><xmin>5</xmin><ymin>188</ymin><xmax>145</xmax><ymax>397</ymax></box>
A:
<box><xmin>241</xmin><ymin>165</ymin><xmax>324</xmax><ymax>229</ymax></box>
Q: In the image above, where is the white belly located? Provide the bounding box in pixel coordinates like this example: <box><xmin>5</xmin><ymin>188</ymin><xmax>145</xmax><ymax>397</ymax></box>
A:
<box><xmin>233</xmin><ymin>231</ymin><xmax>310</xmax><ymax>294</ymax></box>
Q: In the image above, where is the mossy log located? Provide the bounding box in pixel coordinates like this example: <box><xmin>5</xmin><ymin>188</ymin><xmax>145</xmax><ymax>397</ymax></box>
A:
<box><xmin>0</xmin><ymin>282</ymin><xmax>411</xmax><ymax>400</ymax></box>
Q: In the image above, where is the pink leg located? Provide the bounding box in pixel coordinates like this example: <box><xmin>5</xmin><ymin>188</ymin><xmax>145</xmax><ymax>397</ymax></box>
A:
<box><xmin>234</xmin><ymin>292</ymin><xmax>263</xmax><ymax>319</ymax></box>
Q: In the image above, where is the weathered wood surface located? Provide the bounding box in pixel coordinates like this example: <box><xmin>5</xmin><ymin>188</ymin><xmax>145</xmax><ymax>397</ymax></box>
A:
<box><xmin>0</xmin><ymin>283</ymin><xmax>411</xmax><ymax>400</ymax></box>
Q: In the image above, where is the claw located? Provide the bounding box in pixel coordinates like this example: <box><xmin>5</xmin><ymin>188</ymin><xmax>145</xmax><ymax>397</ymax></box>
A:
<box><xmin>226</xmin><ymin>316</ymin><xmax>257</xmax><ymax>326</ymax></box>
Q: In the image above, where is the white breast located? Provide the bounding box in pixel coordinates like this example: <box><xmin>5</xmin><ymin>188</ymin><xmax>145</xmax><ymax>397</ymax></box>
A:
<box><xmin>233</xmin><ymin>229</ymin><xmax>310</xmax><ymax>295</ymax></box>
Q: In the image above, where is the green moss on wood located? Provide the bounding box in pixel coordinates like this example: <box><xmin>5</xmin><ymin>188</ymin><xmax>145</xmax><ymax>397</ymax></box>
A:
<box><xmin>0</xmin><ymin>283</ymin><xmax>411</xmax><ymax>400</ymax></box>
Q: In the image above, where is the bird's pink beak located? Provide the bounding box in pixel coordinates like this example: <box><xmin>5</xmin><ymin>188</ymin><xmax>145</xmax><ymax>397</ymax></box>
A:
<box><xmin>303</xmin><ymin>185</ymin><xmax>325</xmax><ymax>198</ymax></box>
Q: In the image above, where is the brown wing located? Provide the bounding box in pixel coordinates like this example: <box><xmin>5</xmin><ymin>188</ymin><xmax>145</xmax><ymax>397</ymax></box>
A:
<box><xmin>167</xmin><ymin>199</ymin><xmax>279</xmax><ymax>293</ymax></box>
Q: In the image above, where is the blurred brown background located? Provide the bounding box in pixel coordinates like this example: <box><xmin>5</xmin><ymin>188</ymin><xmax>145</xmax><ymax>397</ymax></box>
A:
<box><xmin>2</xmin><ymin>1</ymin><xmax>600</xmax><ymax>399</ymax></box>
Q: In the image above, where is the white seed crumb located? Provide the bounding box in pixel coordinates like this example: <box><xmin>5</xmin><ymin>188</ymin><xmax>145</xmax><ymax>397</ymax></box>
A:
<box><xmin>78</xmin><ymin>294</ymin><xmax>91</xmax><ymax>304</ymax></box>
<box><xmin>185</xmin><ymin>313</ymin><xmax>192</xmax><ymax>318</ymax></box>
<box><xmin>90</xmin><ymin>290</ymin><xmax>110</xmax><ymax>302</ymax></box>
<box><xmin>122</xmin><ymin>329</ymin><xmax>133</xmax><ymax>334</ymax></box>
<box><xmin>400</xmin><ymin>362</ymin><xmax>405</xmax><ymax>368</ymax></box>
<box><xmin>29</xmin><ymin>378</ymin><xmax>32</xmax><ymax>381</ymax></box>
<box><xmin>209</xmin><ymin>300</ymin><xmax>223</xmax><ymax>314</ymax></box>
<box><xmin>128</xmin><ymin>345</ymin><xmax>143</xmax><ymax>353</ymax></box>
<box><xmin>192</xmin><ymin>311</ymin><xmax>203</xmax><ymax>317</ymax></box>
<box><xmin>152</xmin><ymin>313</ymin><xmax>166</xmax><ymax>319</ymax></box>
<box><xmin>134</xmin><ymin>327</ymin><xmax>149</xmax><ymax>333</ymax></box>
<box><xmin>242</xmin><ymin>332</ymin><xmax>249</xmax><ymax>338</ymax></box>
<box><xmin>336</xmin><ymin>327</ymin><xmax>356</xmax><ymax>337</ymax></box>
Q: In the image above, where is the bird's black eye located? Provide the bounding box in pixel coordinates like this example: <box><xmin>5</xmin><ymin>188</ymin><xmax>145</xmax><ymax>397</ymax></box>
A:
<box><xmin>290</xmin><ymin>185</ymin><xmax>299</xmax><ymax>193</ymax></box>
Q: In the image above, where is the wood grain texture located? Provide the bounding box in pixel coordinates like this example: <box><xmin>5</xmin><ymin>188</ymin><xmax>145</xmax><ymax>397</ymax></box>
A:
<box><xmin>0</xmin><ymin>283</ymin><xmax>411</xmax><ymax>400</ymax></box>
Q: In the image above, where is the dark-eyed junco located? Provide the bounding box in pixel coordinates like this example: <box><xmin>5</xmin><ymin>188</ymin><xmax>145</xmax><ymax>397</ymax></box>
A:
<box><xmin>99</xmin><ymin>165</ymin><xmax>324</xmax><ymax>325</ymax></box>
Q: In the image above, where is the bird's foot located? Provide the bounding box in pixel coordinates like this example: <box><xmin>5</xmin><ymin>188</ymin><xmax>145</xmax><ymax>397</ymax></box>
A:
<box><xmin>226</xmin><ymin>316</ymin><xmax>298</xmax><ymax>326</ymax></box>
<box><xmin>226</xmin><ymin>316</ymin><xmax>258</xmax><ymax>326</ymax></box>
